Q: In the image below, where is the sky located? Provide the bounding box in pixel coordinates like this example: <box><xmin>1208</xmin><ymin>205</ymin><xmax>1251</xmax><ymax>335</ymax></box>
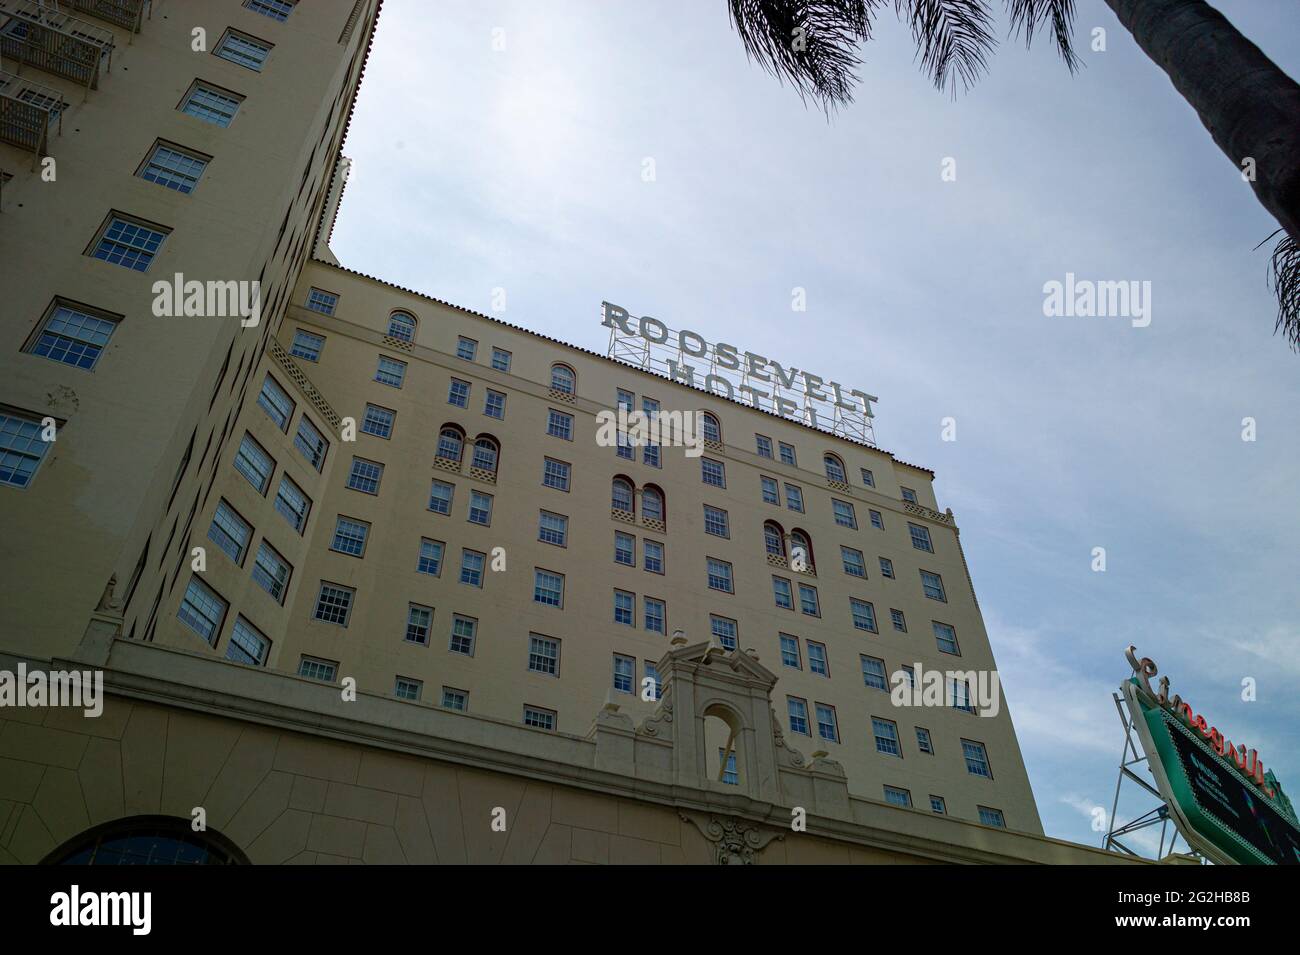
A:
<box><xmin>331</xmin><ymin>0</ymin><xmax>1300</xmax><ymax>854</ymax></box>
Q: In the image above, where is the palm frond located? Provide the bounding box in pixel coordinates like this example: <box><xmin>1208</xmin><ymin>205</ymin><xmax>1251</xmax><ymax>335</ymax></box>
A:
<box><xmin>1260</xmin><ymin>229</ymin><xmax>1300</xmax><ymax>350</ymax></box>
<box><xmin>1004</xmin><ymin>0</ymin><xmax>1080</xmax><ymax>73</ymax></box>
<box><xmin>727</xmin><ymin>0</ymin><xmax>879</xmax><ymax>110</ymax></box>
<box><xmin>898</xmin><ymin>0</ymin><xmax>997</xmax><ymax>96</ymax></box>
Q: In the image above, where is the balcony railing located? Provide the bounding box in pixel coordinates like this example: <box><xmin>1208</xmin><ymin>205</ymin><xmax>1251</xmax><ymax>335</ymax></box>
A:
<box><xmin>0</xmin><ymin>0</ymin><xmax>115</xmax><ymax>93</ymax></box>
<box><xmin>66</xmin><ymin>0</ymin><xmax>146</xmax><ymax>33</ymax></box>
<box><xmin>0</xmin><ymin>67</ymin><xmax>61</xmax><ymax>166</ymax></box>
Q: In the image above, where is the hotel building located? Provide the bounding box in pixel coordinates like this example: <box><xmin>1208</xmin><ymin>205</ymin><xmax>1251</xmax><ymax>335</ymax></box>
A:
<box><xmin>0</xmin><ymin>0</ymin><xmax>1150</xmax><ymax>865</ymax></box>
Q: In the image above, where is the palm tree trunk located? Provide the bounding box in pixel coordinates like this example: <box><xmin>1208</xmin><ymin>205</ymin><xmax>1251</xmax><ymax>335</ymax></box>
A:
<box><xmin>1103</xmin><ymin>0</ymin><xmax>1300</xmax><ymax>238</ymax></box>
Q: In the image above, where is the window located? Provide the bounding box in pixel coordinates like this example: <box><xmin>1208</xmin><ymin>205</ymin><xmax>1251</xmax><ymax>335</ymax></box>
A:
<box><xmin>921</xmin><ymin>571</ymin><xmax>947</xmax><ymax>602</ymax></box>
<box><xmin>538</xmin><ymin>510</ymin><xmax>567</xmax><ymax>546</ymax></box>
<box><xmin>89</xmin><ymin>214</ymin><xmax>168</xmax><ymax>272</ymax></box>
<box><xmin>644</xmin><ymin>597</ymin><xmax>665</xmax><ymax>634</ymax></box>
<box><xmin>178</xmin><ymin>577</ymin><xmax>226</xmax><ymax>644</ymax></box>
<box><xmin>643</xmin><ymin>442</ymin><xmax>660</xmax><ymax>468</ymax></box>
<box><xmin>256</xmin><ymin>375</ymin><xmax>294</xmax><ymax>432</ymax></box>
<box><xmin>442</xmin><ymin>687</ymin><xmax>468</xmax><ymax>711</ymax></box>
<box><xmin>869</xmin><ymin>509</ymin><xmax>884</xmax><ymax>530</ymax></box>
<box><xmin>909</xmin><ymin>523</ymin><xmax>934</xmax><ymax>553</ymax></box>
<box><xmin>395</xmin><ymin>677</ymin><xmax>422</xmax><ymax>702</ymax></box>
<box><xmin>550</xmin><ymin>363</ymin><xmax>576</xmax><ymax>394</ymax></box>
<box><xmin>471</xmin><ymin>437</ymin><xmax>498</xmax><ymax>473</ymax></box>
<box><xmin>459</xmin><ymin>549</ymin><xmax>485</xmax><ymax>587</ymax></box>
<box><xmin>702</xmin><ymin>505</ymin><xmax>729</xmax><ymax>538</ymax></box>
<box><xmin>644</xmin><ymin>661</ymin><xmax>662</xmax><ymax>700</ymax></box>
<box><xmin>760</xmin><ymin>476</ymin><xmax>779</xmax><ymax>505</ymax></box>
<box><xmin>963</xmin><ymin>740</ymin><xmax>992</xmax><ymax>778</ymax></box>
<box><xmin>784</xmin><ymin>484</ymin><xmax>804</xmax><ymax>512</ymax></box>
<box><xmin>879</xmin><ymin>557</ymin><xmax>895</xmax><ymax>579</ymax></box>
<box><xmin>449</xmin><ymin>616</ymin><xmax>476</xmax><ymax>655</ymax></box>
<box><xmin>27</xmin><ymin>300</ymin><xmax>119</xmax><ymax>370</ymax></box>
<box><xmin>873</xmin><ymin>718</ymin><xmax>901</xmax><ymax>756</ymax></box>
<box><xmin>375</xmin><ymin>356</ymin><xmax>406</xmax><ymax>388</ymax></box>
<box><xmin>978</xmin><ymin>807</ymin><xmax>1005</xmax><ymax>828</ymax></box>
<box><xmin>900</xmin><ymin>665</ymin><xmax>915</xmax><ymax>688</ymax></box>
<box><xmin>787</xmin><ymin>697</ymin><xmax>810</xmax><ymax>735</ymax></box>
<box><xmin>361</xmin><ymin>404</ymin><xmax>395</xmax><ymax>439</ymax></box>
<box><xmin>417</xmin><ymin>538</ymin><xmax>443</xmax><ymax>576</ymax></box>
<box><xmin>139</xmin><ymin>142</ymin><xmax>209</xmax><ymax>194</ymax></box>
<box><xmin>798</xmin><ymin>583</ymin><xmax>820</xmax><ymax>616</ymax></box>
<box><xmin>700</xmin><ymin>412</ymin><xmax>721</xmax><ymax>443</ymax></box>
<box><xmin>642</xmin><ymin>487</ymin><xmax>664</xmax><ymax>522</ymax></box>
<box><xmin>755</xmin><ymin>434</ymin><xmax>773</xmax><ymax>458</ymax></box>
<box><xmin>641</xmin><ymin>398</ymin><xmax>660</xmax><ymax>467</ymax></box>
<box><xmin>933</xmin><ymin>621</ymin><xmax>960</xmax><ymax>655</ymax></box>
<box><xmin>436</xmin><ymin>427</ymin><xmax>463</xmax><ymax>464</ymax></box>
<box><xmin>234</xmin><ymin>433</ymin><xmax>274</xmax><ymax>494</ymax></box>
<box><xmin>884</xmin><ymin>786</ymin><xmax>912</xmax><ymax>808</ymax></box>
<box><xmin>298</xmin><ymin>657</ymin><xmax>338</xmax><ymax>682</ymax></box>
<box><xmin>779</xmin><ymin>442</ymin><xmax>796</xmax><ymax>466</ymax></box>
<box><xmin>447</xmin><ymin>378</ymin><xmax>470</xmax><ymax>408</ymax></box>
<box><xmin>346</xmin><ymin>457</ymin><xmax>383</xmax><ymax>495</ymax></box>
<box><xmin>860</xmin><ymin>468</ymin><xmax>875</xmax><ymax>487</ymax></box>
<box><xmin>547</xmin><ymin>409</ymin><xmax>573</xmax><ymax>440</ymax></box>
<box><xmin>901</xmin><ymin>487</ymin><xmax>918</xmax><ymax>504</ymax></box>
<box><xmin>534</xmin><ymin>570</ymin><xmax>564</xmax><ymax>607</ymax></box>
<box><xmin>331</xmin><ymin>516</ymin><xmax>369</xmax><ymax>557</ymax></box>
<box><xmin>291</xmin><ymin>329</ymin><xmax>326</xmax><ymax>361</ymax></box>
<box><xmin>179</xmin><ymin>81</ymin><xmax>243</xmax><ymax>127</ymax></box>
<box><xmin>274</xmin><ymin>474</ymin><xmax>310</xmax><ymax>532</ymax></box>
<box><xmin>226</xmin><ymin>617</ymin><xmax>269</xmax><ymax>666</ymax></box>
<box><xmin>305</xmin><ymin>288</ymin><xmax>337</xmax><ymax>315</ymax></box>
<box><xmin>251</xmin><ymin>541</ymin><xmax>291</xmax><ymax>604</ymax></box>
<box><xmin>615</xmin><ymin>429</ymin><xmax>634</xmax><ymax>460</ymax></box>
<box><xmin>467</xmin><ymin>490</ymin><xmax>492</xmax><ymax>526</ymax></box>
<box><xmin>779</xmin><ymin>634</ymin><xmax>801</xmax><ymax>669</ymax></box>
<box><xmin>542</xmin><ymin>458</ymin><xmax>570</xmax><ymax>491</ymax></box>
<box><xmin>824</xmin><ymin>454</ymin><xmax>846</xmax><ymax>482</ymax></box>
<box><xmin>528</xmin><ymin>635</ymin><xmax>559</xmax><ymax>676</ymax></box>
<box><xmin>916</xmin><ymin>728</ymin><xmax>934</xmax><ymax>755</ymax></box>
<box><xmin>815</xmin><ymin>704</ymin><xmax>839</xmax><ymax>742</ymax></box>
<box><xmin>720</xmin><ymin>749</ymin><xmax>738</xmax><ymax>785</ymax></box>
<box><xmin>764</xmin><ymin>522</ymin><xmax>785</xmax><ymax>558</ymax></box>
<box><xmin>614</xmin><ymin>590</ymin><xmax>634</xmax><ymax>626</ymax></box>
<box><xmin>711</xmin><ymin>615</ymin><xmax>737</xmax><ymax>650</ymax></box>
<box><xmin>841</xmin><ymin>546</ymin><xmax>866</xmax><ymax>578</ymax></box>
<box><xmin>832</xmin><ymin>499</ymin><xmax>857</xmax><ymax>529</ymax></box>
<box><xmin>207</xmin><ymin>500</ymin><xmax>251</xmax><ymax>564</ymax></box>
<box><xmin>491</xmin><ymin>348</ymin><xmax>511</xmax><ymax>372</ymax></box>
<box><xmin>616</xmin><ymin>389</ymin><xmax>635</xmax><ymax>411</ymax></box>
<box><xmin>456</xmin><ymin>337</ymin><xmax>477</xmax><ymax>361</ymax></box>
<box><xmin>614</xmin><ymin>531</ymin><xmax>634</xmax><ymax>566</ymax></box>
<box><xmin>405</xmin><ymin>604</ymin><xmax>433</xmax><ymax>645</ymax></box>
<box><xmin>861</xmin><ymin>655</ymin><xmax>888</xmax><ymax>690</ymax></box>
<box><xmin>246</xmin><ymin>0</ymin><xmax>296</xmax><ymax>19</ymax></box>
<box><xmin>484</xmin><ymin>389</ymin><xmax>506</xmax><ymax>420</ymax></box>
<box><xmin>429</xmin><ymin>480</ymin><xmax>454</xmax><ymax>515</ymax></box>
<box><xmin>215</xmin><ymin>29</ymin><xmax>273</xmax><ymax>71</ymax></box>
<box><xmin>313</xmin><ymin>583</ymin><xmax>354</xmax><ymax>626</ymax></box>
<box><xmin>293</xmin><ymin>416</ymin><xmax>328</xmax><ymax>471</ymax></box>
<box><xmin>523</xmin><ymin>706</ymin><xmax>556</xmax><ymax>731</ymax></box>
<box><xmin>952</xmin><ymin>679</ymin><xmax>976</xmax><ymax>714</ymax></box>
<box><xmin>706</xmin><ymin>558</ymin><xmax>733</xmax><ymax>593</ymax></box>
<box><xmin>807</xmin><ymin>641</ymin><xmax>828</xmax><ymax>676</ymax></box>
<box><xmin>643</xmin><ymin>539</ymin><xmax>664</xmax><ymax>574</ymax></box>
<box><xmin>772</xmin><ymin>576</ymin><xmax>793</xmax><ymax>610</ymax></box>
<box><xmin>386</xmin><ymin>311</ymin><xmax>416</xmax><ymax>341</ymax></box>
<box><xmin>701</xmin><ymin>457</ymin><xmax>726</xmax><ymax>488</ymax></box>
<box><xmin>613</xmin><ymin>654</ymin><xmax>634</xmax><ymax>693</ymax></box>
<box><xmin>850</xmin><ymin>598</ymin><xmax>878</xmax><ymax>633</ymax></box>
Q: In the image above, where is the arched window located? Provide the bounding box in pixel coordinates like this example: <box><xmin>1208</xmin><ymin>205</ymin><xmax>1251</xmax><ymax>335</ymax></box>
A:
<box><xmin>824</xmin><ymin>453</ymin><xmax>847</xmax><ymax>483</ymax></box>
<box><xmin>701</xmin><ymin>412</ymin><xmax>721</xmax><ymax>443</ymax></box>
<box><xmin>471</xmin><ymin>436</ymin><xmax>499</xmax><ymax>472</ymax></box>
<box><xmin>763</xmin><ymin>521</ymin><xmax>786</xmax><ymax>558</ymax></box>
<box><xmin>642</xmin><ymin>485</ymin><xmax>664</xmax><ymax>522</ymax></box>
<box><xmin>790</xmin><ymin>529</ymin><xmax>814</xmax><ymax>568</ymax></box>
<box><xmin>387</xmin><ymin>311</ymin><xmax>417</xmax><ymax>342</ymax></box>
<box><xmin>550</xmin><ymin>363</ymin><xmax>576</xmax><ymax>394</ymax></box>
<box><xmin>42</xmin><ymin>815</ymin><xmax>249</xmax><ymax>865</ymax></box>
<box><xmin>436</xmin><ymin>426</ymin><xmax>464</xmax><ymax>463</ymax></box>
<box><xmin>612</xmin><ymin>478</ymin><xmax>634</xmax><ymax>513</ymax></box>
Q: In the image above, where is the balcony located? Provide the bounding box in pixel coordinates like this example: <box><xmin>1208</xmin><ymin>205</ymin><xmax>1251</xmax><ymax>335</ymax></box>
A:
<box><xmin>66</xmin><ymin>0</ymin><xmax>146</xmax><ymax>33</ymax></box>
<box><xmin>0</xmin><ymin>1</ymin><xmax>115</xmax><ymax>92</ymax></box>
<box><xmin>0</xmin><ymin>68</ymin><xmax>62</xmax><ymax>166</ymax></box>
